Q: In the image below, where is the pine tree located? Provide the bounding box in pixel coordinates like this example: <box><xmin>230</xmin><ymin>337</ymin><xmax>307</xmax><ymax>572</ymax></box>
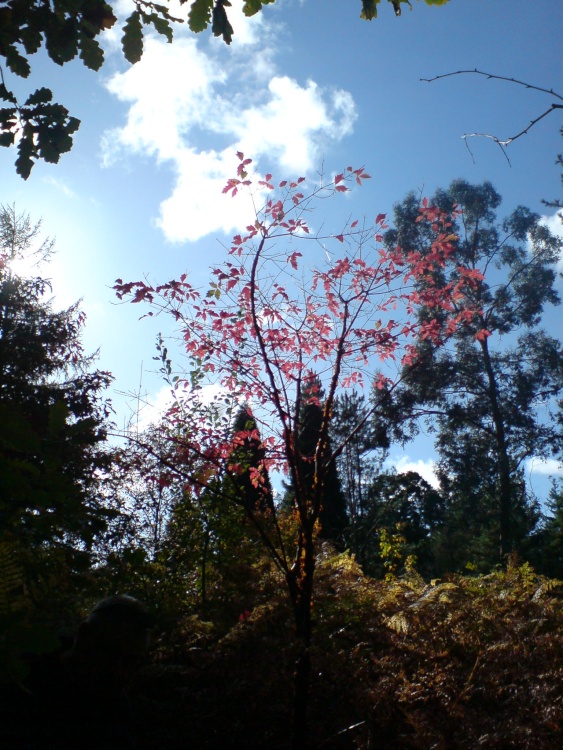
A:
<box><xmin>330</xmin><ymin>390</ymin><xmax>386</xmax><ymax>555</ymax></box>
<box><xmin>0</xmin><ymin>205</ymin><xmax>113</xmax><ymax>574</ymax></box>
<box><xmin>227</xmin><ymin>405</ymin><xmax>274</xmax><ymax>514</ymax></box>
<box><xmin>354</xmin><ymin>470</ymin><xmax>445</xmax><ymax>577</ymax></box>
<box><xmin>531</xmin><ymin>481</ymin><xmax>563</xmax><ymax>578</ymax></box>
<box><xmin>285</xmin><ymin>376</ymin><xmax>348</xmax><ymax>548</ymax></box>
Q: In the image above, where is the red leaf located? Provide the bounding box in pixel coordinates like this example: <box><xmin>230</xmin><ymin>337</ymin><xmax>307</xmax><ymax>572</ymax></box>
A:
<box><xmin>334</xmin><ymin>173</ymin><xmax>344</xmax><ymax>184</ymax></box>
<box><xmin>335</xmin><ymin>235</ymin><xmax>344</xmax><ymax>243</ymax></box>
<box><xmin>474</xmin><ymin>329</ymin><xmax>492</xmax><ymax>342</ymax></box>
<box><xmin>375</xmin><ymin>213</ymin><xmax>386</xmax><ymax>225</ymax></box>
<box><xmin>287</xmin><ymin>252</ymin><xmax>302</xmax><ymax>269</ymax></box>
<box><xmin>335</xmin><ymin>185</ymin><xmax>349</xmax><ymax>193</ymax></box>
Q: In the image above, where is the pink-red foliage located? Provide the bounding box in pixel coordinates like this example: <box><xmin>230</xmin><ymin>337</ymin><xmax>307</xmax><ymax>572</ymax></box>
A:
<box><xmin>114</xmin><ymin>153</ymin><xmax>483</xmax><ymax>505</ymax></box>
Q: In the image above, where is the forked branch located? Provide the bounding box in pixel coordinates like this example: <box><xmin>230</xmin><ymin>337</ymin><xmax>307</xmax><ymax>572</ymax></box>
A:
<box><xmin>421</xmin><ymin>68</ymin><xmax>563</xmax><ymax>165</ymax></box>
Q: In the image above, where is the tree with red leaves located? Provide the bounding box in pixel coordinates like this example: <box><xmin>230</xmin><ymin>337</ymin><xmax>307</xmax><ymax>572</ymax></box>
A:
<box><xmin>114</xmin><ymin>153</ymin><xmax>482</xmax><ymax>749</ymax></box>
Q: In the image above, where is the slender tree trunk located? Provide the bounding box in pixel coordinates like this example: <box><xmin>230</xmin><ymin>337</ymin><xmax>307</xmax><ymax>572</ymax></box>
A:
<box><xmin>200</xmin><ymin>523</ymin><xmax>210</xmax><ymax>615</ymax></box>
<box><xmin>478</xmin><ymin>338</ymin><xmax>512</xmax><ymax>561</ymax></box>
<box><xmin>287</xmin><ymin>525</ymin><xmax>316</xmax><ymax>750</ymax></box>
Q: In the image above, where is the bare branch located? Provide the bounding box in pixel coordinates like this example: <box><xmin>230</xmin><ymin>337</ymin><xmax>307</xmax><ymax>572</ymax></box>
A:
<box><xmin>462</xmin><ymin>132</ymin><xmax>512</xmax><ymax>166</ymax></box>
<box><xmin>421</xmin><ymin>69</ymin><xmax>563</xmax><ymax>101</ymax></box>
<box><xmin>421</xmin><ymin>68</ymin><xmax>563</xmax><ymax>159</ymax></box>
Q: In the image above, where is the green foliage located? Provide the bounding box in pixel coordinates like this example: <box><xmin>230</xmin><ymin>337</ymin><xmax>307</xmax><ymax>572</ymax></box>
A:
<box><xmin>243</xmin><ymin>0</ymin><xmax>276</xmax><ymax>17</ymax></box>
<box><xmin>121</xmin><ymin>549</ymin><xmax>561</xmax><ymax>748</ymax></box>
<box><xmin>122</xmin><ymin>11</ymin><xmax>144</xmax><ymax>64</ymax></box>
<box><xmin>0</xmin><ymin>205</ymin><xmax>113</xmax><ymax>585</ymax></box>
<box><xmin>284</xmin><ymin>376</ymin><xmax>348</xmax><ymax>547</ymax></box>
<box><xmin>0</xmin><ymin>85</ymin><xmax>80</xmax><ymax>178</ymax></box>
<box><xmin>543</xmin><ymin>125</ymin><xmax>563</xmax><ymax>214</ymax></box>
<box><xmin>385</xmin><ymin>180</ymin><xmax>563</xmax><ymax>563</ymax></box>
<box><xmin>163</xmin><ymin>483</ymin><xmax>275</xmax><ymax>626</ymax></box>
<box><xmin>354</xmin><ymin>470</ymin><xmax>445</xmax><ymax>578</ymax></box>
<box><xmin>361</xmin><ymin>0</ymin><xmax>450</xmax><ymax>21</ymax></box>
<box><xmin>0</xmin><ymin>610</ymin><xmax>60</xmax><ymax>685</ymax></box>
<box><xmin>331</xmin><ymin>390</ymin><xmax>385</xmax><ymax>553</ymax></box>
<box><xmin>530</xmin><ymin>481</ymin><xmax>563</xmax><ymax>578</ymax></box>
<box><xmin>0</xmin><ymin>0</ymin><xmax>178</xmax><ymax>176</ymax></box>
<box><xmin>187</xmin><ymin>0</ymin><xmax>214</xmax><ymax>33</ymax></box>
<box><xmin>212</xmin><ymin>0</ymin><xmax>234</xmax><ymax>44</ymax></box>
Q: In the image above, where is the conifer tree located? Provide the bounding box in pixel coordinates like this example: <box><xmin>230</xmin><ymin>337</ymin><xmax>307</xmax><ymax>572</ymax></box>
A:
<box><xmin>287</xmin><ymin>376</ymin><xmax>348</xmax><ymax>548</ymax></box>
<box><xmin>227</xmin><ymin>405</ymin><xmax>274</xmax><ymax>514</ymax></box>
<box><xmin>0</xmin><ymin>205</ymin><xmax>113</xmax><ymax>575</ymax></box>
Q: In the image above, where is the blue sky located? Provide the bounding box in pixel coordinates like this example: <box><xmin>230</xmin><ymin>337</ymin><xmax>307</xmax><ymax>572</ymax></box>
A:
<box><xmin>1</xmin><ymin>0</ymin><xmax>562</xmax><ymax>496</ymax></box>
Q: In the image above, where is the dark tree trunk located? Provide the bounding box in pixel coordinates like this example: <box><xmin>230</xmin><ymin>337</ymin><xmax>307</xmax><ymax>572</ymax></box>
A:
<box><xmin>200</xmin><ymin>522</ymin><xmax>210</xmax><ymax>615</ymax></box>
<box><xmin>287</xmin><ymin>524</ymin><xmax>316</xmax><ymax>750</ymax></box>
<box><xmin>479</xmin><ymin>338</ymin><xmax>512</xmax><ymax>561</ymax></box>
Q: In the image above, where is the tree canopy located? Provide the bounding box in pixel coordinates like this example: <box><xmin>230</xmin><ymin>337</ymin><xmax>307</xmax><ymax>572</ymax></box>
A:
<box><xmin>0</xmin><ymin>205</ymin><xmax>115</xmax><ymax>683</ymax></box>
<box><xmin>0</xmin><ymin>205</ymin><xmax>114</xmax><ymax>562</ymax></box>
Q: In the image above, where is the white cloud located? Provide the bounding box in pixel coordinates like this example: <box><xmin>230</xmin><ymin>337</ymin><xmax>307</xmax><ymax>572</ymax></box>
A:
<box><xmin>101</xmin><ymin>19</ymin><xmax>356</xmax><ymax>243</ymax></box>
<box><xmin>385</xmin><ymin>455</ymin><xmax>440</xmax><ymax>489</ymax></box>
<box><xmin>525</xmin><ymin>457</ymin><xmax>563</xmax><ymax>478</ymax></box>
<box><xmin>134</xmin><ymin>380</ymin><xmax>234</xmax><ymax>432</ymax></box>
<box><xmin>540</xmin><ymin>211</ymin><xmax>563</xmax><ymax>276</ymax></box>
<box><xmin>224</xmin><ymin>76</ymin><xmax>356</xmax><ymax>174</ymax></box>
<box><xmin>156</xmin><ymin>147</ymin><xmax>257</xmax><ymax>242</ymax></box>
<box><xmin>102</xmin><ymin>37</ymin><xmax>225</xmax><ymax>163</ymax></box>
<box><xmin>131</xmin><ymin>384</ymin><xmax>175</xmax><ymax>432</ymax></box>
<box><xmin>218</xmin><ymin>0</ymin><xmax>270</xmax><ymax>49</ymax></box>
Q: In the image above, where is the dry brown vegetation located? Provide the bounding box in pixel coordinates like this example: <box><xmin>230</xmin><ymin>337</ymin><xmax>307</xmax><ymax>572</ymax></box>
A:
<box><xmin>129</xmin><ymin>551</ymin><xmax>563</xmax><ymax>749</ymax></box>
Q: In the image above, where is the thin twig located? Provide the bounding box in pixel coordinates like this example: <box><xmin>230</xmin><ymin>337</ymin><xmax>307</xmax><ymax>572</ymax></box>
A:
<box><xmin>462</xmin><ymin>133</ymin><xmax>512</xmax><ymax>166</ymax></box>
<box><xmin>421</xmin><ymin>69</ymin><xmax>563</xmax><ymax>102</ymax></box>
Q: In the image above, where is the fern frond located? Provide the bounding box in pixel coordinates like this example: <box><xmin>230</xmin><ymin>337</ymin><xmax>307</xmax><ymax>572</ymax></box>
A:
<box><xmin>385</xmin><ymin>612</ymin><xmax>410</xmax><ymax>634</ymax></box>
<box><xmin>531</xmin><ymin>579</ymin><xmax>563</xmax><ymax>601</ymax></box>
<box><xmin>410</xmin><ymin>582</ymin><xmax>459</xmax><ymax>610</ymax></box>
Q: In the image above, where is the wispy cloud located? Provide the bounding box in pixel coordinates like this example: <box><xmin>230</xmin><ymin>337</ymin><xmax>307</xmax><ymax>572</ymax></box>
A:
<box><xmin>42</xmin><ymin>176</ymin><xmax>77</xmax><ymax>199</ymax></box>
<box><xmin>101</xmin><ymin>10</ymin><xmax>356</xmax><ymax>242</ymax></box>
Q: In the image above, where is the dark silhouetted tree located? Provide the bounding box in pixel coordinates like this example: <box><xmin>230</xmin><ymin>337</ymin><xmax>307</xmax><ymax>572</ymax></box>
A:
<box><xmin>0</xmin><ymin>204</ymin><xmax>113</xmax><ymax>581</ymax></box>
<box><xmin>385</xmin><ymin>180</ymin><xmax>563</xmax><ymax>564</ymax></box>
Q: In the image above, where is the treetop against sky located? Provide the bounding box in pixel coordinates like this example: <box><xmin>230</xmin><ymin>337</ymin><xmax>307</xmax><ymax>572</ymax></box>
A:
<box><xmin>0</xmin><ymin>0</ymin><xmax>561</xmax><ymax>495</ymax></box>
